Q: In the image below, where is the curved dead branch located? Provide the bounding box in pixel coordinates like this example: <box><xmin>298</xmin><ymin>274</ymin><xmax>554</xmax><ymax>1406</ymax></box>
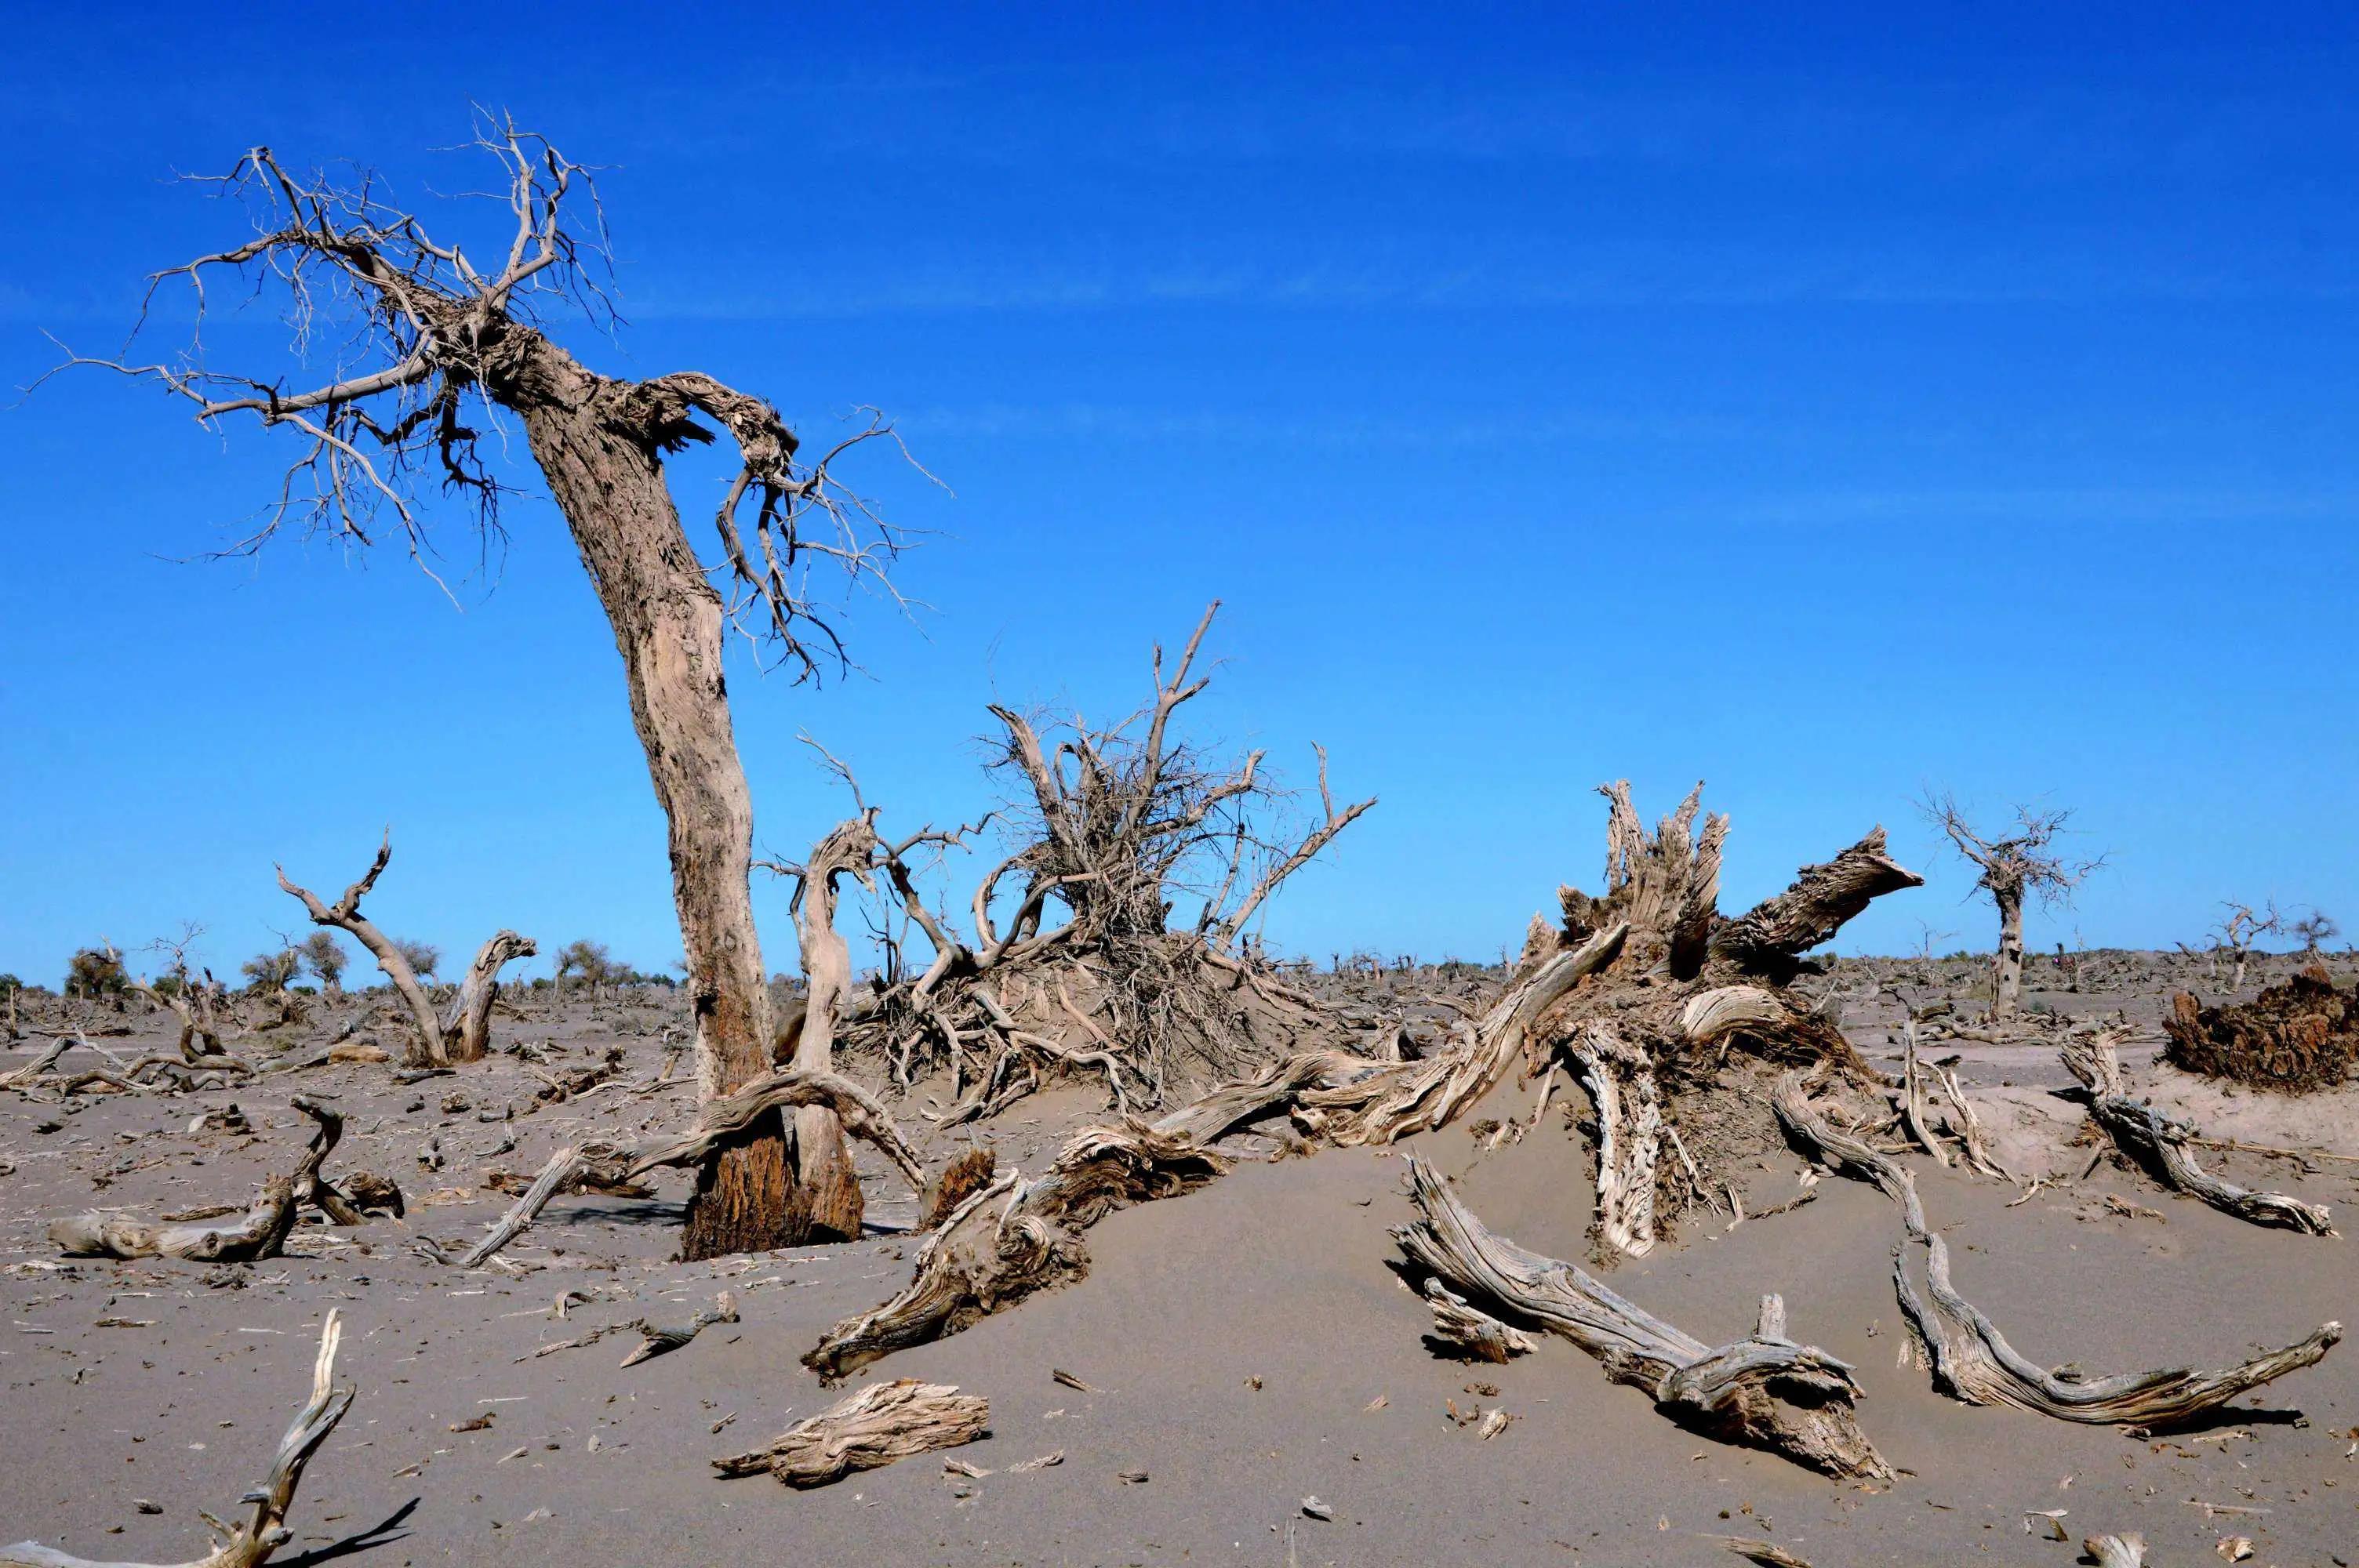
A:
<box><xmin>2063</xmin><ymin>1032</ymin><xmax>2334</xmax><ymax>1235</ymax></box>
<box><xmin>1894</xmin><ymin>1230</ymin><xmax>2339</xmax><ymax>1426</ymax></box>
<box><xmin>2</xmin><ymin>1311</ymin><xmax>352</xmax><ymax>1568</ymax></box>
<box><xmin>1393</xmin><ymin>1158</ymin><xmax>1890</xmax><ymax>1482</ymax></box>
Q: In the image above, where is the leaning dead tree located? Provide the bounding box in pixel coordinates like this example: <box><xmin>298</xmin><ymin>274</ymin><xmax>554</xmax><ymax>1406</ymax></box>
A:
<box><xmin>1394</xmin><ymin>1159</ymin><xmax>1891</xmax><ymax>1481</ymax></box>
<box><xmin>2</xmin><ymin>1311</ymin><xmax>352</xmax><ymax>1568</ymax></box>
<box><xmin>277</xmin><ymin>833</ymin><xmax>532</xmax><ymax>1067</ymax></box>
<box><xmin>2063</xmin><ymin>1029</ymin><xmax>2334</xmax><ymax>1234</ymax></box>
<box><xmin>823</xmin><ymin>604</ymin><xmax>1375</xmax><ymax>1114</ymax></box>
<box><xmin>1921</xmin><ymin>793</ymin><xmax>2099</xmax><ymax>1020</ymax></box>
<box><xmin>60</xmin><ymin>117</ymin><xmax>918</xmax><ymax>1259</ymax></box>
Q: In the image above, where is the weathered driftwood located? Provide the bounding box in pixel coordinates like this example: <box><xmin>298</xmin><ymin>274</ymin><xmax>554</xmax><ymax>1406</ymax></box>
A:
<box><xmin>1772</xmin><ymin>1073</ymin><xmax>1927</xmax><ymax>1238</ymax></box>
<box><xmin>52</xmin><ymin>1174</ymin><xmax>299</xmax><ymax>1263</ymax></box>
<box><xmin>2063</xmin><ymin>1030</ymin><xmax>2334</xmax><ymax>1235</ymax></box>
<box><xmin>620</xmin><ymin>1291</ymin><xmax>738</xmax><ymax>1367</ymax></box>
<box><xmin>1893</xmin><ymin>1229</ymin><xmax>2339</xmax><ymax>1427</ymax></box>
<box><xmin>713</xmin><ymin>1379</ymin><xmax>989</xmax><ymax>1488</ymax></box>
<box><xmin>2</xmin><ymin>1311</ymin><xmax>351</xmax><ymax>1568</ymax></box>
<box><xmin>287</xmin><ymin>1096</ymin><xmax>369</xmax><ymax>1226</ymax></box>
<box><xmin>1422</xmin><ymin>1279</ymin><xmax>1536</xmax><ymax>1363</ymax></box>
<box><xmin>1393</xmin><ymin>1157</ymin><xmax>1891</xmax><ymax>1482</ymax></box>
<box><xmin>0</xmin><ymin>1036</ymin><xmax>72</xmax><ymax>1090</ymax></box>
<box><xmin>442</xmin><ymin>1066</ymin><xmax>922</xmax><ymax>1268</ymax></box>
<box><xmin>2079</xmin><ymin>1534</ymin><xmax>2146</xmax><ymax>1568</ymax></box>
<box><xmin>806</xmin><ymin>1122</ymin><xmax>1227</xmax><ymax>1381</ymax></box>
<box><xmin>440</xmin><ymin>931</ymin><xmax>536</xmax><ymax>1064</ymax></box>
<box><xmin>1707</xmin><ymin>828</ymin><xmax>1924</xmax><ymax>981</ymax></box>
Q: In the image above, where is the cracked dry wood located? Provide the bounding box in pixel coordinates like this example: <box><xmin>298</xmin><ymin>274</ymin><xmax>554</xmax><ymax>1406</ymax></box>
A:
<box><xmin>805</xmin><ymin>1122</ymin><xmax>1228</xmax><ymax>1380</ymax></box>
<box><xmin>1392</xmin><ymin>1156</ymin><xmax>1892</xmax><ymax>1482</ymax></box>
<box><xmin>713</xmin><ymin>1379</ymin><xmax>988</xmax><ymax>1488</ymax></box>
<box><xmin>2063</xmin><ymin>1030</ymin><xmax>2334</xmax><ymax>1234</ymax></box>
<box><xmin>1893</xmin><ymin>1229</ymin><xmax>2340</xmax><ymax>1427</ymax></box>
<box><xmin>3</xmin><ymin>1311</ymin><xmax>351</xmax><ymax>1568</ymax></box>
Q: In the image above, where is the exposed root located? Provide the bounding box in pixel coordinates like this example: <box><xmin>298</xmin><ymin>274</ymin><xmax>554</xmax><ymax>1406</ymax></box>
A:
<box><xmin>2</xmin><ymin>1310</ymin><xmax>351</xmax><ymax>1568</ymax></box>
<box><xmin>713</xmin><ymin>1379</ymin><xmax>989</xmax><ymax>1488</ymax></box>
<box><xmin>1392</xmin><ymin>1158</ymin><xmax>1891</xmax><ymax>1482</ymax></box>
<box><xmin>2063</xmin><ymin>1030</ymin><xmax>2334</xmax><ymax>1234</ymax></box>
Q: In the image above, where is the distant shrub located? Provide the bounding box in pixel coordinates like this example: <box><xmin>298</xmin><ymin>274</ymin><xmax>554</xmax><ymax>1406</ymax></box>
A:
<box><xmin>66</xmin><ymin>946</ymin><xmax>129</xmax><ymax>997</ymax></box>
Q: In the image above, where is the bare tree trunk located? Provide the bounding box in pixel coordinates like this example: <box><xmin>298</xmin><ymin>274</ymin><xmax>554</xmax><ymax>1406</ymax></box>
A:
<box><xmin>500</xmin><ymin>345</ymin><xmax>782</xmax><ymax>1261</ymax></box>
<box><xmin>441</xmin><ymin>931</ymin><xmax>536</xmax><ymax>1063</ymax></box>
<box><xmin>1991</xmin><ymin>887</ymin><xmax>2025</xmax><ymax>1019</ymax></box>
<box><xmin>789</xmin><ymin>818</ymin><xmax>871</xmax><ymax>1243</ymax></box>
<box><xmin>278</xmin><ymin>839</ymin><xmax>451</xmax><ymax>1069</ymax></box>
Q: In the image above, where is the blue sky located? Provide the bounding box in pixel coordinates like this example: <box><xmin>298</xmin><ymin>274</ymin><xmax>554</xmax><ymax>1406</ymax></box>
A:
<box><xmin>3</xmin><ymin>2</ymin><xmax>2356</xmax><ymax>985</ymax></box>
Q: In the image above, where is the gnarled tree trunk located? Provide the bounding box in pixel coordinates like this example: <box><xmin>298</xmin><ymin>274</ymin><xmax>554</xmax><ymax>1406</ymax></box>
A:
<box><xmin>441</xmin><ymin>930</ymin><xmax>536</xmax><ymax>1063</ymax></box>
<box><xmin>1993</xmin><ymin>884</ymin><xmax>2026</xmax><ymax>1018</ymax></box>
<box><xmin>493</xmin><ymin>338</ymin><xmax>784</xmax><ymax>1261</ymax></box>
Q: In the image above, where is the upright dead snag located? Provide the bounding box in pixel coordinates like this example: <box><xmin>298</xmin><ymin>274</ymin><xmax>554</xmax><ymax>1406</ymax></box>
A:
<box><xmin>1893</xmin><ymin>1230</ymin><xmax>2339</xmax><ymax>1425</ymax></box>
<box><xmin>277</xmin><ymin>833</ymin><xmax>532</xmax><ymax>1067</ymax></box>
<box><xmin>1921</xmin><ymin>793</ymin><xmax>2100</xmax><ymax>1020</ymax></box>
<box><xmin>1393</xmin><ymin>1159</ymin><xmax>1891</xmax><ymax>1482</ymax></box>
<box><xmin>3</xmin><ymin>1311</ymin><xmax>353</xmax><ymax>1568</ymax></box>
<box><xmin>2063</xmin><ymin>1030</ymin><xmax>2334</xmax><ymax>1234</ymax></box>
<box><xmin>60</xmin><ymin>119</ymin><xmax>923</xmax><ymax>1261</ymax></box>
<box><xmin>834</xmin><ymin>604</ymin><xmax>1375</xmax><ymax>1110</ymax></box>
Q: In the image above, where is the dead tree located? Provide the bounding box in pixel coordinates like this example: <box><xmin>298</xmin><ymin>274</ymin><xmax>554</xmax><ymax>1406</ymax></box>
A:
<box><xmin>2</xmin><ymin>1311</ymin><xmax>353</xmax><ymax>1568</ymax></box>
<box><xmin>1921</xmin><ymin>793</ymin><xmax>2099</xmax><ymax>1020</ymax></box>
<box><xmin>129</xmin><ymin>929</ymin><xmax>233</xmax><ymax>1062</ymax></box>
<box><xmin>58</xmin><ymin>118</ymin><xmax>918</xmax><ymax>1260</ymax></box>
<box><xmin>2291</xmin><ymin>908</ymin><xmax>2340</xmax><ymax>954</ymax></box>
<box><xmin>832</xmin><ymin>604</ymin><xmax>1375</xmax><ymax>1111</ymax></box>
<box><xmin>276</xmin><ymin>833</ymin><xmax>531</xmax><ymax>1066</ymax></box>
<box><xmin>2208</xmin><ymin>900</ymin><xmax>2284</xmax><ymax>991</ymax></box>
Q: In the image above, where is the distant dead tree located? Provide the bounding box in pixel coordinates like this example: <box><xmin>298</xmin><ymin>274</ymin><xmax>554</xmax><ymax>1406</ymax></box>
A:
<box><xmin>300</xmin><ymin>931</ymin><xmax>349</xmax><ymax>995</ymax></box>
<box><xmin>2291</xmin><ymin>909</ymin><xmax>2340</xmax><ymax>956</ymax></box>
<box><xmin>53</xmin><ymin>117</ymin><xmax>918</xmax><ymax>1259</ymax></box>
<box><xmin>1921</xmin><ymin>793</ymin><xmax>2101</xmax><ymax>1020</ymax></box>
<box><xmin>277</xmin><ymin>833</ymin><xmax>532</xmax><ymax>1067</ymax></box>
<box><xmin>131</xmin><ymin>926</ymin><xmax>233</xmax><ymax>1058</ymax></box>
<box><xmin>2209</xmin><ymin>900</ymin><xmax>2284</xmax><ymax>990</ymax></box>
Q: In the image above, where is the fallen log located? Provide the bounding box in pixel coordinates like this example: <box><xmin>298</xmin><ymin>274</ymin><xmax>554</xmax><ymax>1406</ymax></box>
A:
<box><xmin>2</xmin><ymin>1310</ymin><xmax>351</xmax><ymax>1568</ymax></box>
<box><xmin>805</xmin><ymin>1122</ymin><xmax>1227</xmax><ymax>1381</ymax></box>
<box><xmin>2063</xmin><ymin>1031</ymin><xmax>2334</xmax><ymax>1235</ymax></box>
<box><xmin>51</xmin><ymin>1174</ymin><xmax>299</xmax><ymax>1263</ymax></box>
<box><xmin>1392</xmin><ymin>1156</ymin><xmax>1892</xmax><ymax>1482</ymax></box>
<box><xmin>1893</xmin><ymin>1229</ymin><xmax>2339</xmax><ymax>1427</ymax></box>
<box><xmin>713</xmin><ymin>1379</ymin><xmax>989</xmax><ymax>1488</ymax></box>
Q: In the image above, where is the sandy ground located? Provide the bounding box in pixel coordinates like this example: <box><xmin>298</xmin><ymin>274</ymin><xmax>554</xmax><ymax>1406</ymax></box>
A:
<box><xmin>4</xmin><ymin>973</ymin><xmax>2357</xmax><ymax>1567</ymax></box>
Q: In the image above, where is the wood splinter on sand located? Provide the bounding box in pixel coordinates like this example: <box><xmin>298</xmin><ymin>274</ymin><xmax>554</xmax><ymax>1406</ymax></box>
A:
<box><xmin>2</xmin><ymin>1311</ymin><xmax>353</xmax><ymax>1568</ymax></box>
<box><xmin>620</xmin><ymin>1291</ymin><xmax>739</xmax><ymax>1367</ymax></box>
<box><xmin>2063</xmin><ymin>1029</ymin><xmax>2334</xmax><ymax>1235</ymax></box>
<box><xmin>713</xmin><ymin>1380</ymin><xmax>989</xmax><ymax>1488</ymax></box>
<box><xmin>1392</xmin><ymin>1156</ymin><xmax>1892</xmax><ymax>1483</ymax></box>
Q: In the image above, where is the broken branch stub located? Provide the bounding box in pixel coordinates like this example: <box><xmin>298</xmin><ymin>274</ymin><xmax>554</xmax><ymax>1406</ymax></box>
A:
<box><xmin>1392</xmin><ymin>1157</ymin><xmax>1892</xmax><ymax>1483</ymax></box>
<box><xmin>713</xmin><ymin>1380</ymin><xmax>989</xmax><ymax>1488</ymax></box>
<box><xmin>2</xmin><ymin>1310</ymin><xmax>352</xmax><ymax>1568</ymax></box>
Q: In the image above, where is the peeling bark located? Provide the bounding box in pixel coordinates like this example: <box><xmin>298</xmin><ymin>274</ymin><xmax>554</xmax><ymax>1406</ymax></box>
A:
<box><xmin>714</xmin><ymin>1380</ymin><xmax>989</xmax><ymax>1488</ymax></box>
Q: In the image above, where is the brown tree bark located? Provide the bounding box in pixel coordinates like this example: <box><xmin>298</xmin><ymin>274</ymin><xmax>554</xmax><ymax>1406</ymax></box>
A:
<box><xmin>489</xmin><ymin>336</ymin><xmax>785</xmax><ymax>1260</ymax></box>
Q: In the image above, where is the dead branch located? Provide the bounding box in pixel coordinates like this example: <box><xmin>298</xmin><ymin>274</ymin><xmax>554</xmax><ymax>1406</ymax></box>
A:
<box><xmin>620</xmin><ymin>1291</ymin><xmax>738</xmax><ymax>1367</ymax></box>
<box><xmin>2062</xmin><ymin>1031</ymin><xmax>2334</xmax><ymax>1234</ymax></box>
<box><xmin>52</xmin><ymin>1173</ymin><xmax>300</xmax><ymax>1263</ymax></box>
<box><xmin>713</xmin><ymin>1380</ymin><xmax>989</xmax><ymax>1488</ymax></box>
<box><xmin>1893</xmin><ymin>1229</ymin><xmax>2339</xmax><ymax>1426</ymax></box>
<box><xmin>2</xmin><ymin>1311</ymin><xmax>352</xmax><ymax>1568</ymax></box>
<box><xmin>1394</xmin><ymin>1158</ymin><xmax>1891</xmax><ymax>1482</ymax></box>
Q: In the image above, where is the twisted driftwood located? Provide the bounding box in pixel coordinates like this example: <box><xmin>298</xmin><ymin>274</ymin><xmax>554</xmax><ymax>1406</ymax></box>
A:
<box><xmin>1393</xmin><ymin>1157</ymin><xmax>1891</xmax><ymax>1482</ymax></box>
<box><xmin>52</xmin><ymin>1174</ymin><xmax>299</xmax><ymax>1263</ymax></box>
<box><xmin>1894</xmin><ymin>1229</ymin><xmax>2339</xmax><ymax>1426</ymax></box>
<box><xmin>806</xmin><ymin>1121</ymin><xmax>1227</xmax><ymax>1381</ymax></box>
<box><xmin>2</xmin><ymin>1310</ymin><xmax>351</xmax><ymax>1568</ymax></box>
<box><xmin>1422</xmin><ymin>1279</ymin><xmax>1536</xmax><ymax>1363</ymax></box>
<box><xmin>713</xmin><ymin>1379</ymin><xmax>988</xmax><ymax>1488</ymax></box>
<box><xmin>1772</xmin><ymin>1073</ymin><xmax>1928</xmax><ymax>1239</ymax></box>
<box><xmin>2063</xmin><ymin>1030</ymin><xmax>2334</xmax><ymax>1235</ymax></box>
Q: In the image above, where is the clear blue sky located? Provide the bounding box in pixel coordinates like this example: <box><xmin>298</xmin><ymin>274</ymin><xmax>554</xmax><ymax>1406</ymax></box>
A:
<box><xmin>4</xmin><ymin>2</ymin><xmax>2356</xmax><ymax>985</ymax></box>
